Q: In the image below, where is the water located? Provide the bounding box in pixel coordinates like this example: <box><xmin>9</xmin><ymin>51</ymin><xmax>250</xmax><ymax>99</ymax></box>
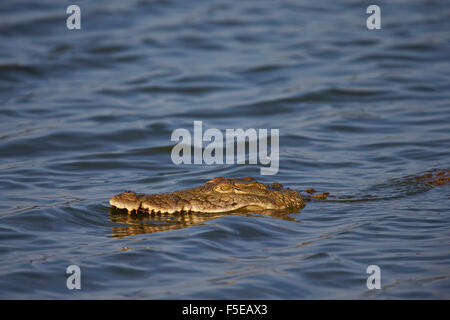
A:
<box><xmin>0</xmin><ymin>0</ymin><xmax>449</xmax><ymax>299</ymax></box>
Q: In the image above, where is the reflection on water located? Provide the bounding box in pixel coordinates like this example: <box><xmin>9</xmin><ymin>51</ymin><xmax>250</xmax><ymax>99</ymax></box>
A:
<box><xmin>110</xmin><ymin>207</ymin><xmax>300</xmax><ymax>238</ymax></box>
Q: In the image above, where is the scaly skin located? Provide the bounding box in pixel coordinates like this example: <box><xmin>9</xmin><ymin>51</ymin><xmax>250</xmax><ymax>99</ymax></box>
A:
<box><xmin>414</xmin><ymin>169</ymin><xmax>450</xmax><ymax>186</ymax></box>
<box><xmin>110</xmin><ymin>177</ymin><xmax>305</xmax><ymax>214</ymax></box>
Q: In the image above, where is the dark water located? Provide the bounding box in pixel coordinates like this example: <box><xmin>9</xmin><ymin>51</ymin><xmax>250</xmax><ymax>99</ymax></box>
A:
<box><xmin>0</xmin><ymin>0</ymin><xmax>449</xmax><ymax>299</ymax></box>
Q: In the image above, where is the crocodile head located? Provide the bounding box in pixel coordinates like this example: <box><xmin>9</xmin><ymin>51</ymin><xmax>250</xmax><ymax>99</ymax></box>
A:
<box><xmin>110</xmin><ymin>177</ymin><xmax>305</xmax><ymax>214</ymax></box>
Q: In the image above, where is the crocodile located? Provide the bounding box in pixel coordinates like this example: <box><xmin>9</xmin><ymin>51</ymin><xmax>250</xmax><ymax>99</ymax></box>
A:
<box><xmin>110</xmin><ymin>170</ymin><xmax>449</xmax><ymax>215</ymax></box>
<box><xmin>110</xmin><ymin>176</ymin><xmax>318</xmax><ymax>214</ymax></box>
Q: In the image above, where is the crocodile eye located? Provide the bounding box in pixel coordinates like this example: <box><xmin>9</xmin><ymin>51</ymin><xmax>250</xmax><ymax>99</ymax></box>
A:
<box><xmin>206</xmin><ymin>177</ymin><xmax>225</xmax><ymax>184</ymax></box>
<box><xmin>240</xmin><ymin>182</ymin><xmax>267</xmax><ymax>190</ymax></box>
<box><xmin>255</xmin><ymin>183</ymin><xmax>268</xmax><ymax>190</ymax></box>
<box><xmin>214</xmin><ymin>183</ymin><xmax>233</xmax><ymax>193</ymax></box>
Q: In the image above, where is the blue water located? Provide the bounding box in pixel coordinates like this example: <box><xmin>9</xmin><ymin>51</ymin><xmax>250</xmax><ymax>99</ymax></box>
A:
<box><xmin>0</xmin><ymin>0</ymin><xmax>449</xmax><ymax>299</ymax></box>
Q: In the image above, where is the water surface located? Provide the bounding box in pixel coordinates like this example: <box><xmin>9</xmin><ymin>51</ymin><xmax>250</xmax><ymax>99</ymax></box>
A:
<box><xmin>0</xmin><ymin>0</ymin><xmax>449</xmax><ymax>299</ymax></box>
